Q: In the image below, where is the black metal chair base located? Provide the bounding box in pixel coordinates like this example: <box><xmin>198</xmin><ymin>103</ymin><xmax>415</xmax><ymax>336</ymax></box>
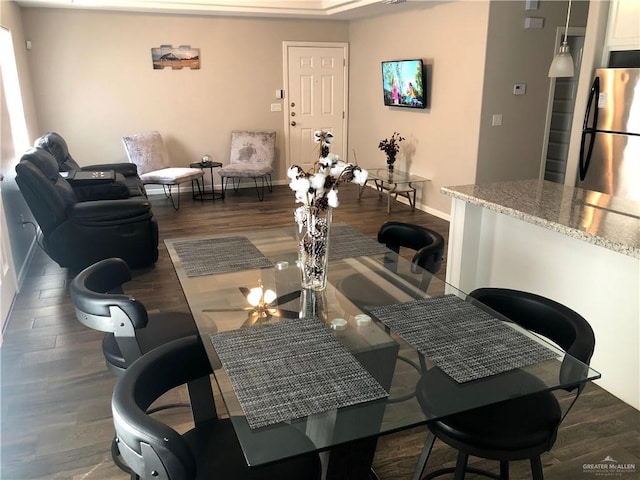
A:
<box><xmin>221</xmin><ymin>174</ymin><xmax>273</xmax><ymax>201</ymax></box>
<box><xmin>163</xmin><ymin>181</ymin><xmax>206</xmax><ymax>210</ymax></box>
<box><xmin>162</xmin><ymin>184</ymin><xmax>182</xmax><ymax>210</ymax></box>
<box><xmin>422</xmin><ymin>466</ymin><xmax>503</xmax><ymax>480</ymax></box>
<box><xmin>387</xmin><ymin>354</ymin><xmax>421</xmax><ymax>403</ymax></box>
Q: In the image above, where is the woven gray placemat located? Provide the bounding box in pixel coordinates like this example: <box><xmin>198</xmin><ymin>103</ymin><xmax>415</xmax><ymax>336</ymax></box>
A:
<box><xmin>210</xmin><ymin>317</ymin><xmax>389</xmax><ymax>429</ymax></box>
<box><xmin>329</xmin><ymin>225</ymin><xmax>389</xmax><ymax>260</ymax></box>
<box><xmin>369</xmin><ymin>294</ymin><xmax>558</xmax><ymax>383</ymax></box>
<box><xmin>173</xmin><ymin>236</ymin><xmax>273</xmax><ymax>277</ymax></box>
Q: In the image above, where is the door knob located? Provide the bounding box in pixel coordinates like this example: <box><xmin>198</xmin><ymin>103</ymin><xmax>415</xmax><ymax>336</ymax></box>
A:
<box><xmin>291</xmin><ymin>121</ymin><xmax>297</xmax><ymax>127</ymax></box>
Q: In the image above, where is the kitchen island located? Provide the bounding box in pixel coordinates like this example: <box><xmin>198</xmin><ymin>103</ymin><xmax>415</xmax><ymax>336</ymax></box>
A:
<box><xmin>442</xmin><ymin>179</ymin><xmax>639</xmax><ymax>409</ymax></box>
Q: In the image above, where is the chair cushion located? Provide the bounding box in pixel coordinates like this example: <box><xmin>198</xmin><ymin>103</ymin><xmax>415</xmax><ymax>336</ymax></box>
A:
<box><xmin>429</xmin><ymin>391</ymin><xmax>562</xmax><ymax>455</ymax></box>
<box><xmin>102</xmin><ymin>311</ymin><xmax>197</xmax><ymax>370</ymax></box>
<box><xmin>140</xmin><ymin>167</ymin><xmax>204</xmax><ymax>185</ymax></box>
<box><xmin>417</xmin><ymin>367</ymin><xmax>562</xmax><ymax>458</ymax></box>
<box><xmin>184</xmin><ymin>418</ymin><xmax>321</xmax><ymax>480</ymax></box>
<box><xmin>219</xmin><ymin>164</ymin><xmax>273</xmax><ymax>177</ymax></box>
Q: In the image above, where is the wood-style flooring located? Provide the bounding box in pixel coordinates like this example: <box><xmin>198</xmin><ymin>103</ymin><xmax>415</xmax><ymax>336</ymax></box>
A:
<box><xmin>1</xmin><ymin>184</ymin><xmax>638</xmax><ymax>479</ymax></box>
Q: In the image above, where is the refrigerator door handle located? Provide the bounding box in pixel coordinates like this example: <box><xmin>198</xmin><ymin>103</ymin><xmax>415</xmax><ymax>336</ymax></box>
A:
<box><xmin>582</xmin><ymin>76</ymin><xmax>600</xmax><ymax>132</ymax></box>
<box><xmin>579</xmin><ymin>77</ymin><xmax>600</xmax><ymax>181</ymax></box>
<box><xmin>579</xmin><ymin>130</ymin><xmax>596</xmax><ymax>180</ymax></box>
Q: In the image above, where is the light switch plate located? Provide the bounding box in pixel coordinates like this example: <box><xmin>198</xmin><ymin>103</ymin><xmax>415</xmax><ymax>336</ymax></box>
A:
<box><xmin>270</xmin><ymin>103</ymin><xmax>282</xmax><ymax>112</ymax></box>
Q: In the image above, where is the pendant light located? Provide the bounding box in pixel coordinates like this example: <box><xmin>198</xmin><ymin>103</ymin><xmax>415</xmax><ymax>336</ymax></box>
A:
<box><xmin>548</xmin><ymin>0</ymin><xmax>574</xmax><ymax>78</ymax></box>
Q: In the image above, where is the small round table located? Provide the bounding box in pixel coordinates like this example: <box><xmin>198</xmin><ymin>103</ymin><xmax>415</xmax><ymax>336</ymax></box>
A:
<box><xmin>190</xmin><ymin>161</ymin><xmax>223</xmax><ymax>201</ymax></box>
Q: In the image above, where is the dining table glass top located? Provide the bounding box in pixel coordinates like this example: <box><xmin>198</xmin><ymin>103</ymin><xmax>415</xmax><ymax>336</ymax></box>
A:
<box><xmin>165</xmin><ymin>225</ymin><xmax>600</xmax><ymax>468</ymax></box>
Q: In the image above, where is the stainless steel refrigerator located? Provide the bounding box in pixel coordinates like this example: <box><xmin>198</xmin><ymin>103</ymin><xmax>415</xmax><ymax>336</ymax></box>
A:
<box><xmin>577</xmin><ymin>68</ymin><xmax>640</xmax><ymax>202</ymax></box>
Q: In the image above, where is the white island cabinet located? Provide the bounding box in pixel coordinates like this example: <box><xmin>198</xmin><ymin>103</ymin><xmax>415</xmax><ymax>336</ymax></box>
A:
<box><xmin>443</xmin><ymin>180</ymin><xmax>639</xmax><ymax>409</ymax></box>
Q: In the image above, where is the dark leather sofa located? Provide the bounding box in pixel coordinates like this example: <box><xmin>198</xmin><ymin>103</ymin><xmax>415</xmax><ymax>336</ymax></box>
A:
<box><xmin>15</xmin><ymin>147</ymin><xmax>159</xmax><ymax>271</ymax></box>
<box><xmin>35</xmin><ymin>132</ymin><xmax>147</xmax><ymax>200</ymax></box>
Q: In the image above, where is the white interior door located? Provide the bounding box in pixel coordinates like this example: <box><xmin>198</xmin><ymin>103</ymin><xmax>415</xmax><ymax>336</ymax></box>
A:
<box><xmin>283</xmin><ymin>42</ymin><xmax>348</xmax><ymax>172</ymax></box>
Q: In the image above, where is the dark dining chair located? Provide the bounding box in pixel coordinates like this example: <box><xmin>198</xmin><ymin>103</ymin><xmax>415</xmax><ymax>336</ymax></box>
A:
<box><xmin>337</xmin><ymin>222</ymin><xmax>444</xmax><ymax>312</ymax></box>
<box><xmin>112</xmin><ymin>335</ymin><xmax>323</xmax><ymax>480</ymax></box>
<box><xmin>70</xmin><ymin>257</ymin><xmax>198</xmax><ymax>471</ymax></box>
<box><xmin>413</xmin><ymin>288</ymin><xmax>596</xmax><ymax>480</ymax></box>
<box><xmin>336</xmin><ymin>222</ymin><xmax>445</xmax><ymax>404</ymax></box>
<box><xmin>377</xmin><ymin>221</ymin><xmax>445</xmax><ymax>289</ymax></box>
<box><xmin>70</xmin><ymin>257</ymin><xmax>198</xmax><ymax>376</ymax></box>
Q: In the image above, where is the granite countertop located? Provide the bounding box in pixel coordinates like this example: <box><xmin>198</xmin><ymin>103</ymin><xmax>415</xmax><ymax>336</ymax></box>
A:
<box><xmin>442</xmin><ymin>179</ymin><xmax>640</xmax><ymax>259</ymax></box>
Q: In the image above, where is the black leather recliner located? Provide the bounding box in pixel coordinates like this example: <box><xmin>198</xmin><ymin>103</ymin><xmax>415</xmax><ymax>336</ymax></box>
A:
<box><xmin>35</xmin><ymin>132</ymin><xmax>147</xmax><ymax>200</ymax></box>
<box><xmin>15</xmin><ymin>147</ymin><xmax>159</xmax><ymax>271</ymax></box>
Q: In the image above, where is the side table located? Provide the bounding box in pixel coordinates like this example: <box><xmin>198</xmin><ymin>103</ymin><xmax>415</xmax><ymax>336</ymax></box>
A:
<box><xmin>190</xmin><ymin>161</ymin><xmax>223</xmax><ymax>201</ymax></box>
<box><xmin>358</xmin><ymin>168</ymin><xmax>428</xmax><ymax>214</ymax></box>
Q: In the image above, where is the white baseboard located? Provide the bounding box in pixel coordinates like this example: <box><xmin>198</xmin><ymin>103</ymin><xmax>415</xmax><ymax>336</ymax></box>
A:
<box><xmin>16</xmin><ymin>233</ymin><xmax>38</xmax><ymax>292</ymax></box>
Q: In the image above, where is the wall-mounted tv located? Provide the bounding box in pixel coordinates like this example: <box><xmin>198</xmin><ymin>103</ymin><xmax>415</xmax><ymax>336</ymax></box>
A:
<box><xmin>381</xmin><ymin>59</ymin><xmax>426</xmax><ymax>109</ymax></box>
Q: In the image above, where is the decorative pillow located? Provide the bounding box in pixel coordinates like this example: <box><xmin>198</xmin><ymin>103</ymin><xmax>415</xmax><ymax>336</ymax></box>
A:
<box><xmin>229</xmin><ymin>131</ymin><xmax>275</xmax><ymax>167</ymax></box>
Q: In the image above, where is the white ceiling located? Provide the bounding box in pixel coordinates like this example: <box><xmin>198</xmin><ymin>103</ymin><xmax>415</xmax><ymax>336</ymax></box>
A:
<box><xmin>14</xmin><ymin>0</ymin><xmax>438</xmax><ymax>20</ymax></box>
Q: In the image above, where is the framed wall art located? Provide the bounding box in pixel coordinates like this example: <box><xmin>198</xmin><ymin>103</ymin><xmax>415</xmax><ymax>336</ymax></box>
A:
<box><xmin>151</xmin><ymin>45</ymin><xmax>200</xmax><ymax>70</ymax></box>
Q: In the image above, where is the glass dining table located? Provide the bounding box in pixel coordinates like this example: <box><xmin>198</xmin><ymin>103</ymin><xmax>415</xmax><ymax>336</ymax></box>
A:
<box><xmin>165</xmin><ymin>225</ymin><xmax>600</xmax><ymax>479</ymax></box>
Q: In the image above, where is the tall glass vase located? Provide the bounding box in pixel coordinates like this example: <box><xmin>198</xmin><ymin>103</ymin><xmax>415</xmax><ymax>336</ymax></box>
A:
<box><xmin>386</xmin><ymin>155</ymin><xmax>395</xmax><ymax>173</ymax></box>
<box><xmin>295</xmin><ymin>205</ymin><xmax>332</xmax><ymax>291</ymax></box>
<box><xmin>299</xmin><ymin>288</ymin><xmax>328</xmax><ymax>321</ymax></box>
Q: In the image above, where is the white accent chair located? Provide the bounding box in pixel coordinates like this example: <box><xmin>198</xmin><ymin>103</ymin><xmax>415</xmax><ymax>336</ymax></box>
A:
<box><xmin>122</xmin><ymin>131</ymin><xmax>204</xmax><ymax>210</ymax></box>
<box><xmin>218</xmin><ymin>130</ymin><xmax>276</xmax><ymax>201</ymax></box>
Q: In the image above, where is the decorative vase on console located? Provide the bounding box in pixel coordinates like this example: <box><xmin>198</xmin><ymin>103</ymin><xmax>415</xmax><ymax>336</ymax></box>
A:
<box><xmin>378</xmin><ymin>131</ymin><xmax>404</xmax><ymax>175</ymax></box>
<box><xmin>288</xmin><ymin>130</ymin><xmax>368</xmax><ymax>291</ymax></box>
<box><xmin>386</xmin><ymin>154</ymin><xmax>396</xmax><ymax>173</ymax></box>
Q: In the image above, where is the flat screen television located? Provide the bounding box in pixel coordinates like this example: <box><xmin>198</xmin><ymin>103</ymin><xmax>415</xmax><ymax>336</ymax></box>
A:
<box><xmin>381</xmin><ymin>59</ymin><xmax>426</xmax><ymax>109</ymax></box>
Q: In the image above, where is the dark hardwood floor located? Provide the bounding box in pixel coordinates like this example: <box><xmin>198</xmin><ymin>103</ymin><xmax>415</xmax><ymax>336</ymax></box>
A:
<box><xmin>1</xmin><ymin>184</ymin><xmax>638</xmax><ymax>479</ymax></box>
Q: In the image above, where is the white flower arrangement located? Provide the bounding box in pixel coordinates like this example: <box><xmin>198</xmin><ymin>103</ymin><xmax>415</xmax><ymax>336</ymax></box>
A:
<box><xmin>287</xmin><ymin>130</ymin><xmax>368</xmax><ymax>213</ymax></box>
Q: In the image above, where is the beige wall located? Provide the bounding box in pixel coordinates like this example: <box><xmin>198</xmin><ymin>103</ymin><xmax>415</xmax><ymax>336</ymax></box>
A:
<box><xmin>22</xmin><ymin>8</ymin><xmax>349</xmax><ymax>181</ymax></box>
<box><xmin>0</xmin><ymin>0</ymin><xmax>603</xmax><ymax>327</ymax></box>
<box><xmin>348</xmin><ymin>1</ymin><xmax>490</xmax><ymax>217</ymax></box>
<box><xmin>20</xmin><ymin>2</ymin><xmax>587</xmax><ymax>219</ymax></box>
<box><xmin>475</xmin><ymin>0</ymin><xmax>589</xmax><ymax>184</ymax></box>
